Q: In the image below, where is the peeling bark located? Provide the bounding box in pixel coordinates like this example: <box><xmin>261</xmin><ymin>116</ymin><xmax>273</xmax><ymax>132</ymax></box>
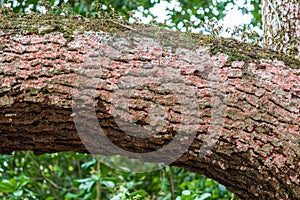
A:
<box><xmin>0</xmin><ymin>16</ymin><xmax>300</xmax><ymax>199</ymax></box>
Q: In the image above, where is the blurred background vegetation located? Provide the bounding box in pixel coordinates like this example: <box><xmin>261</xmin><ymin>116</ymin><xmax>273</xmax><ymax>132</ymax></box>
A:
<box><xmin>0</xmin><ymin>0</ymin><xmax>262</xmax><ymax>199</ymax></box>
<box><xmin>0</xmin><ymin>152</ymin><xmax>236</xmax><ymax>199</ymax></box>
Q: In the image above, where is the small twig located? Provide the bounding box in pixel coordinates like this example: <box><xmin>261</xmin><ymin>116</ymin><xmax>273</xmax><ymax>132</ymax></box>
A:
<box><xmin>107</xmin><ymin>19</ymin><xmax>137</xmax><ymax>31</ymax></box>
<box><xmin>169</xmin><ymin>167</ymin><xmax>175</xmax><ymax>200</ymax></box>
<box><xmin>77</xmin><ymin>159</ymin><xmax>82</xmax><ymax>178</ymax></box>
<box><xmin>95</xmin><ymin>160</ymin><xmax>101</xmax><ymax>200</ymax></box>
<box><xmin>26</xmin><ymin>152</ymin><xmax>61</xmax><ymax>190</ymax></box>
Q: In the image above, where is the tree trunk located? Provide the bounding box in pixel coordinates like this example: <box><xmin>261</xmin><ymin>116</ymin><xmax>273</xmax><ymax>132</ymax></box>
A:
<box><xmin>0</xmin><ymin>14</ymin><xmax>299</xmax><ymax>199</ymax></box>
<box><xmin>262</xmin><ymin>0</ymin><xmax>300</xmax><ymax>59</ymax></box>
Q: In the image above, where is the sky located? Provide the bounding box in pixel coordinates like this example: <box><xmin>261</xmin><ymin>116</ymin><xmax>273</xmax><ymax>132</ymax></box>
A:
<box><xmin>133</xmin><ymin>0</ymin><xmax>262</xmax><ymax>37</ymax></box>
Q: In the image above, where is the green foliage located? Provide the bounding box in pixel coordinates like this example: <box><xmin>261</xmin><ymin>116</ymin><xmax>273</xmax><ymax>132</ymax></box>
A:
<box><xmin>0</xmin><ymin>151</ymin><xmax>237</xmax><ymax>199</ymax></box>
<box><xmin>1</xmin><ymin>0</ymin><xmax>262</xmax><ymax>30</ymax></box>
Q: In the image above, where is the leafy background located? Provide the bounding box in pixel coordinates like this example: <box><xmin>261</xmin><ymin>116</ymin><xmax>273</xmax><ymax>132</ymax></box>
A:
<box><xmin>0</xmin><ymin>152</ymin><xmax>236</xmax><ymax>199</ymax></box>
<box><xmin>0</xmin><ymin>0</ymin><xmax>262</xmax><ymax>199</ymax></box>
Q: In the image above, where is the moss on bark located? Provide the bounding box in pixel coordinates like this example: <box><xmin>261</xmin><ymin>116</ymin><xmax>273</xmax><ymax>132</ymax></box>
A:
<box><xmin>1</xmin><ymin>12</ymin><xmax>299</xmax><ymax>69</ymax></box>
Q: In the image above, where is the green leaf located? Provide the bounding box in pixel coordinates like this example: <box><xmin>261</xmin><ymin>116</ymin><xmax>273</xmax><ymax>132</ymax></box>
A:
<box><xmin>81</xmin><ymin>159</ymin><xmax>96</xmax><ymax>170</ymax></box>
<box><xmin>65</xmin><ymin>193</ymin><xmax>78</xmax><ymax>199</ymax></box>
<box><xmin>182</xmin><ymin>190</ymin><xmax>191</xmax><ymax>196</ymax></box>
<box><xmin>13</xmin><ymin>189</ymin><xmax>23</xmax><ymax>197</ymax></box>
<box><xmin>198</xmin><ymin>193</ymin><xmax>211</xmax><ymax>200</ymax></box>
<box><xmin>17</xmin><ymin>175</ymin><xmax>30</xmax><ymax>188</ymax></box>
<box><xmin>218</xmin><ymin>184</ymin><xmax>227</xmax><ymax>195</ymax></box>
<box><xmin>162</xmin><ymin>193</ymin><xmax>171</xmax><ymax>200</ymax></box>
<box><xmin>102</xmin><ymin>180</ymin><xmax>115</xmax><ymax>189</ymax></box>
<box><xmin>102</xmin><ymin>177</ymin><xmax>122</xmax><ymax>184</ymax></box>
<box><xmin>74</xmin><ymin>178</ymin><xmax>93</xmax><ymax>183</ymax></box>
<box><xmin>0</xmin><ymin>179</ymin><xmax>18</xmax><ymax>192</ymax></box>
<box><xmin>45</xmin><ymin>197</ymin><xmax>56</xmax><ymax>200</ymax></box>
<box><xmin>129</xmin><ymin>189</ymin><xmax>146</xmax><ymax>198</ymax></box>
<box><xmin>79</xmin><ymin>180</ymin><xmax>95</xmax><ymax>192</ymax></box>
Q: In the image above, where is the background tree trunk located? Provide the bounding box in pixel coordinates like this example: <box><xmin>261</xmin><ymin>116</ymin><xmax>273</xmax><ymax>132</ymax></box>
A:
<box><xmin>262</xmin><ymin>0</ymin><xmax>300</xmax><ymax>59</ymax></box>
<box><xmin>0</xmin><ymin>15</ymin><xmax>299</xmax><ymax>199</ymax></box>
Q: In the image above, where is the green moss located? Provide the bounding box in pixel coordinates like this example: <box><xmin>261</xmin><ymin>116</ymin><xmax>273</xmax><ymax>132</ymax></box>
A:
<box><xmin>51</xmin><ymin>69</ymin><xmax>62</xmax><ymax>75</ymax></box>
<box><xmin>0</xmin><ymin>12</ymin><xmax>136</xmax><ymax>41</ymax></box>
<box><xmin>0</xmin><ymin>12</ymin><xmax>299</xmax><ymax>69</ymax></box>
<box><xmin>29</xmin><ymin>88</ymin><xmax>40</xmax><ymax>95</ymax></box>
<box><xmin>187</xmin><ymin>32</ymin><xmax>300</xmax><ymax>69</ymax></box>
<box><xmin>154</xmin><ymin>89</ymin><xmax>173</xmax><ymax>95</ymax></box>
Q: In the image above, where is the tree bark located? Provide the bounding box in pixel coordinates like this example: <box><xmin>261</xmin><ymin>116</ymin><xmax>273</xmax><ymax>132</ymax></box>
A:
<box><xmin>0</xmin><ymin>14</ymin><xmax>299</xmax><ymax>199</ymax></box>
<box><xmin>262</xmin><ymin>0</ymin><xmax>300</xmax><ymax>59</ymax></box>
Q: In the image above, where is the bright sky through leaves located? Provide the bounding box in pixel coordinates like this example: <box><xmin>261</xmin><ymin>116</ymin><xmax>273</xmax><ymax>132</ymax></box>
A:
<box><xmin>133</xmin><ymin>0</ymin><xmax>262</xmax><ymax>37</ymax></box>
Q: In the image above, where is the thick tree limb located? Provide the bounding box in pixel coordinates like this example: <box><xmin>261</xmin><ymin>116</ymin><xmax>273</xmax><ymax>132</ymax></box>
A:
<box><xmin>0</xmin><ymin>14</ymin><xmax>299</xmax><ymax>199</ymax></box>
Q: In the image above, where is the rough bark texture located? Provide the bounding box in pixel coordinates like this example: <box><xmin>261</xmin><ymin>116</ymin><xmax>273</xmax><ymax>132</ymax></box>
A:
<box><xmin>262</xmin><ymin>0</ymin><xmax>300</xmax><ymax>59</ymax></box>
<box><xmin>0</xmin><ymin>15</ymin><xmax>300</xmax><ymax>199</ymax></box>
